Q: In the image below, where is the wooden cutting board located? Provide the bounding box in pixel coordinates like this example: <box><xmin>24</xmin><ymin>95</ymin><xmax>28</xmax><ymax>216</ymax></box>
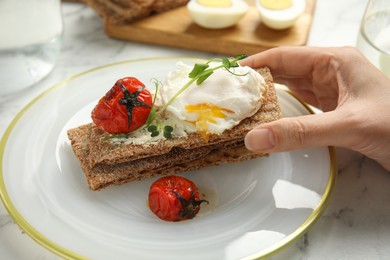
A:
<box><xmin>105</xmin><ymin>0</ymin><xmax>316</xmax><ymax>56</ymax></box>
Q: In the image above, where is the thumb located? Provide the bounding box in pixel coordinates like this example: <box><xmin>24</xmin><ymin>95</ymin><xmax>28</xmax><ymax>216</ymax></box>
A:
<box><xmin>245</xmin><ymin>111</ymin><xmax>350</xmax><ymax>152</ymax></box>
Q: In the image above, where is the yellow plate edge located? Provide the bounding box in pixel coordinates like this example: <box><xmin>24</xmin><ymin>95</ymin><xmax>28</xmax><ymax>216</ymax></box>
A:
<box><xmin>243</xmin><ymin>88</ymin><xmax>337</xmax><ymax>260</ymax></box>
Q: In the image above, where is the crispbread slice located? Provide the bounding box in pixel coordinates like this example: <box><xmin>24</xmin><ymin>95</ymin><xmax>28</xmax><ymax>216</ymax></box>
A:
<box><xmin>83</xmin><ymin>0</ymin><xmax>188</xmax><ymax>25</ymax></box>
<box><xmin>68</xmin><ymin>121</ymin><xmax>266</xmax><ymax>190</ymax></box>
<box><xmin>89</xmin><ymin>145</ymin><xmax>265</xmax><ymax>190</ymax></box>
<box><xmin>85</xmin><ymin>67</ymin><xmax>281</xmax><ymax>167</ymax></box>
<box><xmin>68</xmin><ymin>123</ymin><xmax>263</xmax><ymax>190</ymax></box>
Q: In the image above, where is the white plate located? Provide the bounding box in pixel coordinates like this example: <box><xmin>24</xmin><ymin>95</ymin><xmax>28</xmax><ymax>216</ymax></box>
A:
<box><xmin>0</xmin><ymin>58</ymin><xmax>336</xmax><ymax>260</ymax></box>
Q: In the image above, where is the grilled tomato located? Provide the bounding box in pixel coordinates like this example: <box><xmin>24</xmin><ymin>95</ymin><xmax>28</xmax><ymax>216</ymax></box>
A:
<box><xmin>148</xmin><ymin>176</ymin><xmax>208</xmax><ymax>222</ymax></box>
<box><xmin>91</xmin><ymin>77</ymin><xmax>152</xmax><ymax>134</ymax></box>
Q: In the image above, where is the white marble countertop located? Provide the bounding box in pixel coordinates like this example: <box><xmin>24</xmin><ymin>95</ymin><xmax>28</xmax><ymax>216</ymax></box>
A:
<box><xmin>1</xmin><ymin>0</ymin><xmax>390</xmax><ymax>259</ymax></box>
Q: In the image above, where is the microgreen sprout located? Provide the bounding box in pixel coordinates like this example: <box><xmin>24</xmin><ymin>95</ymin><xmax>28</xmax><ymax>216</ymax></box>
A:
<box><xmin>147</xmin><ymin>125</ymin><xmax>159</xmax><ymax>137</ymax></box>
<box><xmin>163</xmin><ymin>125</ymin><xmax>173</xmax><ymax>139</ymax></box>
<box><xmin>145</xmin><ymin>78</ymin><xmax>160</xmax><ymax>127</ymax></box>
<box><xmin>146</xmin><ymin>54</ymin><xmax>248</xmax><ymax>135</ymax></box>
<box><xmin>161</xmin><ymin>54</ymin><xmax>247</xmax><ymax>114</ymax></box>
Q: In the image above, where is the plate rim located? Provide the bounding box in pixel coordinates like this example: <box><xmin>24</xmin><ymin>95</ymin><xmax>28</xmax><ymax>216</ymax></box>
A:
<box><xmin>0</xmin><ymin>57</ymin><xmax>337</xmax><ymax>260</ymax></box>
<box><xmin>247</xmin><ymin>89</ymin><xmax>337</xmax><ymax>259</ymax></box>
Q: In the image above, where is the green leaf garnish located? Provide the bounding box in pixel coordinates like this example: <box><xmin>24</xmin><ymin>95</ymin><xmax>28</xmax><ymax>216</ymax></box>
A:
<box><xmin>164</xmin><ymin>125</ymin><xmax>173</xmax><ymax>133</ymax></box>
<box><xmin>196</xmin><ymin>70</ymin><xmax>214</xmax><ymax>85</ymax></box>
<box><xmin>235</xmin><ymin>54</ymin><xmax>248</xmax><ymax>60</ymax></box>
<box><xmin>230</xmin><ymin>61</ymin><xmax>239</xmax><ymax>67</ymax></box>
<box><xmin>163</xmin><ymin>125</ymin><xmax>173</xmax><ymax>139</ymax></box>
<box><xmin>147</xmin><ymin>124</ymin><xmax>160</xmax><ymax>137</ymax></box>
<box><xmin>189</xmin><ymin>63</ymin><xmax>209</xmax><ymax>78</ymax></box>
<box><xmin>163</xmin><ymin>132</ymin><xmax>172</xmax><ymax>139</ymax></box>
<box><xmin>222</xmin><ymin>58</ymin><xmax>230</xmax><ymax>68</ymax></box>
<box><xmin>151</xmin><ymin>130</ymin><xmax>160</xmax><ymax>137</ymax></box>
<box><xmin>147</xmin><ymin>125</ymin><xmax>157</xmax><ymax>132</ymax></box>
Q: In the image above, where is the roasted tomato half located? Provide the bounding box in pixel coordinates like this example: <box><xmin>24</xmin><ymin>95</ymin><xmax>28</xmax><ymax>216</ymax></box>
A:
<box><xmin>91</xmin><ymin>77</ymin><xmax>152</xmax><ymax>134</ymax></box>
<box><xmin>148</xmin><ymin>176</ymin><xmax>208</xmax><ymax>222</ymax></box>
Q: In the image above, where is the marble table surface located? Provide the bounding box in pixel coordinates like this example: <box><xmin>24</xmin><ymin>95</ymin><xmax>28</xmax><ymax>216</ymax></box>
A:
<box><xmin>1</xmin><ymin>0</ymin><xmax>390</xmax><ymax>259</ymax></box>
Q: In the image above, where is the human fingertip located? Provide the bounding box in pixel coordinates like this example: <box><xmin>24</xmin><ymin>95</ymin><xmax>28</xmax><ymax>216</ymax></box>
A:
<box><xmin>245</xmin><ymin>128</ymin><xmax>276</xmax><ymax>152</ymax></box>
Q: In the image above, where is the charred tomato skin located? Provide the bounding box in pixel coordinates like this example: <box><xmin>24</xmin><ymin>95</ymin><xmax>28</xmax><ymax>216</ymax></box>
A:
<box><xmin>91</xmin><ymin>77</ymin><xmax>152</xmax><ymax>134</ymax></box>
<box><xmin>148</xmin><ymin>176</ymin><xmax>208</xmax><ymax>222</ymax></box>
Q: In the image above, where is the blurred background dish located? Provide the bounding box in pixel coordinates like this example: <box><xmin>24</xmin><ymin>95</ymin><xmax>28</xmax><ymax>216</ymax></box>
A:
<box><xmin>0</xmin><ymin>0</ymin><xmax>63</xmax><ymax>96</ymax></box>
<box><xmin>104</xmin><ymin>0</ymin><xmax>316</xmax><ymax>55</ymax></box>
<box><xmin>187</xmin><ymin>0</ymin><xmax>249</xmax><ymax>29</ymax></box>
<box><xmin>256</xmin><ymin>0</ymin><xmax>306</xmax><ymax>30</ymax></box>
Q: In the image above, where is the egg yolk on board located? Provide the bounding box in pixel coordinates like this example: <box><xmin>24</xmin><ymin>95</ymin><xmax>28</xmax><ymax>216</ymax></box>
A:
<box><xmin>260</xmin><ymin>0</ymin><xmax>292</xmax><ymax>9</ymax></box>
<box><xmin>197</xmin><ymin>0</ymin><xmax>232</xmax><ymax>8</ymax></box>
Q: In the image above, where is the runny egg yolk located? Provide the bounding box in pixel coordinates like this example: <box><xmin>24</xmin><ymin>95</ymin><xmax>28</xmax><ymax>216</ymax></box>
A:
<box><xmin>185</xmin><ymin>103</ymin><xmax>234</xmax><ymax>142</ymax></box>
<box><xmin>197</xmin><ymin>0</ymin><xmax>232</xmax><ymax>8</ymax></box>
<box><xmin>260</xmin><ymin>0</ymin><xmax>292</xmax><ymax>10</ymax></box>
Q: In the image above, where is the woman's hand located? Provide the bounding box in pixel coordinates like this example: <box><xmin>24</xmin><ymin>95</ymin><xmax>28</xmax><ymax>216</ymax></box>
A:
<box><xmin>241</xmin><ymin>46</ymin><xmax>390</xmax><ymax>171</ymax></box>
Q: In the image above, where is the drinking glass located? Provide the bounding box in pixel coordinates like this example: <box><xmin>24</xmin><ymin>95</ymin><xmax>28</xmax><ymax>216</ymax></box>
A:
<box><xmin>0</xmin><ymin>0</ymin><xmax>63</xmax><ymax>95</ymax></box>
<box><xmin>356</xmin><ymin>0</ymin><xmax>390</xmax><ymax>78</ymax></box>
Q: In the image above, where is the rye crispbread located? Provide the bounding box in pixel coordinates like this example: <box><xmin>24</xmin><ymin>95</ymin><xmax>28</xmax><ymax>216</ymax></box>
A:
<box><xmin>67</xmin><ymin>67</ymin><xmax>281</xmax><ymax>190</ymax></box>
<box><xmin>68</xmin><ymin>123</ymin><xmax>262</xmax><ymax>190</ymax></box>
<box><xmin>82</xmin><ymin>0</ymin><xmax>188</xmax><ymax>24</ymax></box>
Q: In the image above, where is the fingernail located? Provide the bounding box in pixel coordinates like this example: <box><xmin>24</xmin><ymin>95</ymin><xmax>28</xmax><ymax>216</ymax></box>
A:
<box><xmin>245</xmin><ymin>128</ymin><xmax>275</xmax><ymax>151</ymax></box>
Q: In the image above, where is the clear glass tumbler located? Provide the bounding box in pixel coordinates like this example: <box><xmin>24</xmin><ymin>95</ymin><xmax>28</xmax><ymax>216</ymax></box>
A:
<box><xmin>0</xmin><ymin>0</ymin><xmax>63</xmax><ymax>95</ymax></box>
<box><xmin>356</xmin><ymin>0</ymin><xmax>390</xmax><ymax>78</ymax></box>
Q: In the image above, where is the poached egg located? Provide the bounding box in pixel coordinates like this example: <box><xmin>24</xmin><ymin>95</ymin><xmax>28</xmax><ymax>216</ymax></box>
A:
<box><xmin>159</xmin><ymin>61</ymin><xmax>266</xmax><ymax>138</ymax></box>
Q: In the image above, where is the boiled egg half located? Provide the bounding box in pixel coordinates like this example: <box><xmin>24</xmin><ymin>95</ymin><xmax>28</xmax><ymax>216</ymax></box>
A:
<box><xmin>256</xmin><ymin>0</ymin><xmax>306</xmax><ymax>30</ymax></box>
<box><xmin>187</xmin><ymin>0</ymin><xmax>249</xmax><ymax>29</ymax></box>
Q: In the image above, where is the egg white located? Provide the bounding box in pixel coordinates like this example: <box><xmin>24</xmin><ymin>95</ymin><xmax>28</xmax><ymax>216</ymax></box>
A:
<box><xmin>256</xmin><ymin>0</ymin><xmax>306</xmax><ymax>30</ymax></box>
<box><xmin>160</xmin><ymin>61</ymin><xmax>266</xmax><ymax>134</ymax></box>
<box><xmin>187</xmin><ymin>0</ymin><xmax>249</xmax><ymax>29</ymax></box>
